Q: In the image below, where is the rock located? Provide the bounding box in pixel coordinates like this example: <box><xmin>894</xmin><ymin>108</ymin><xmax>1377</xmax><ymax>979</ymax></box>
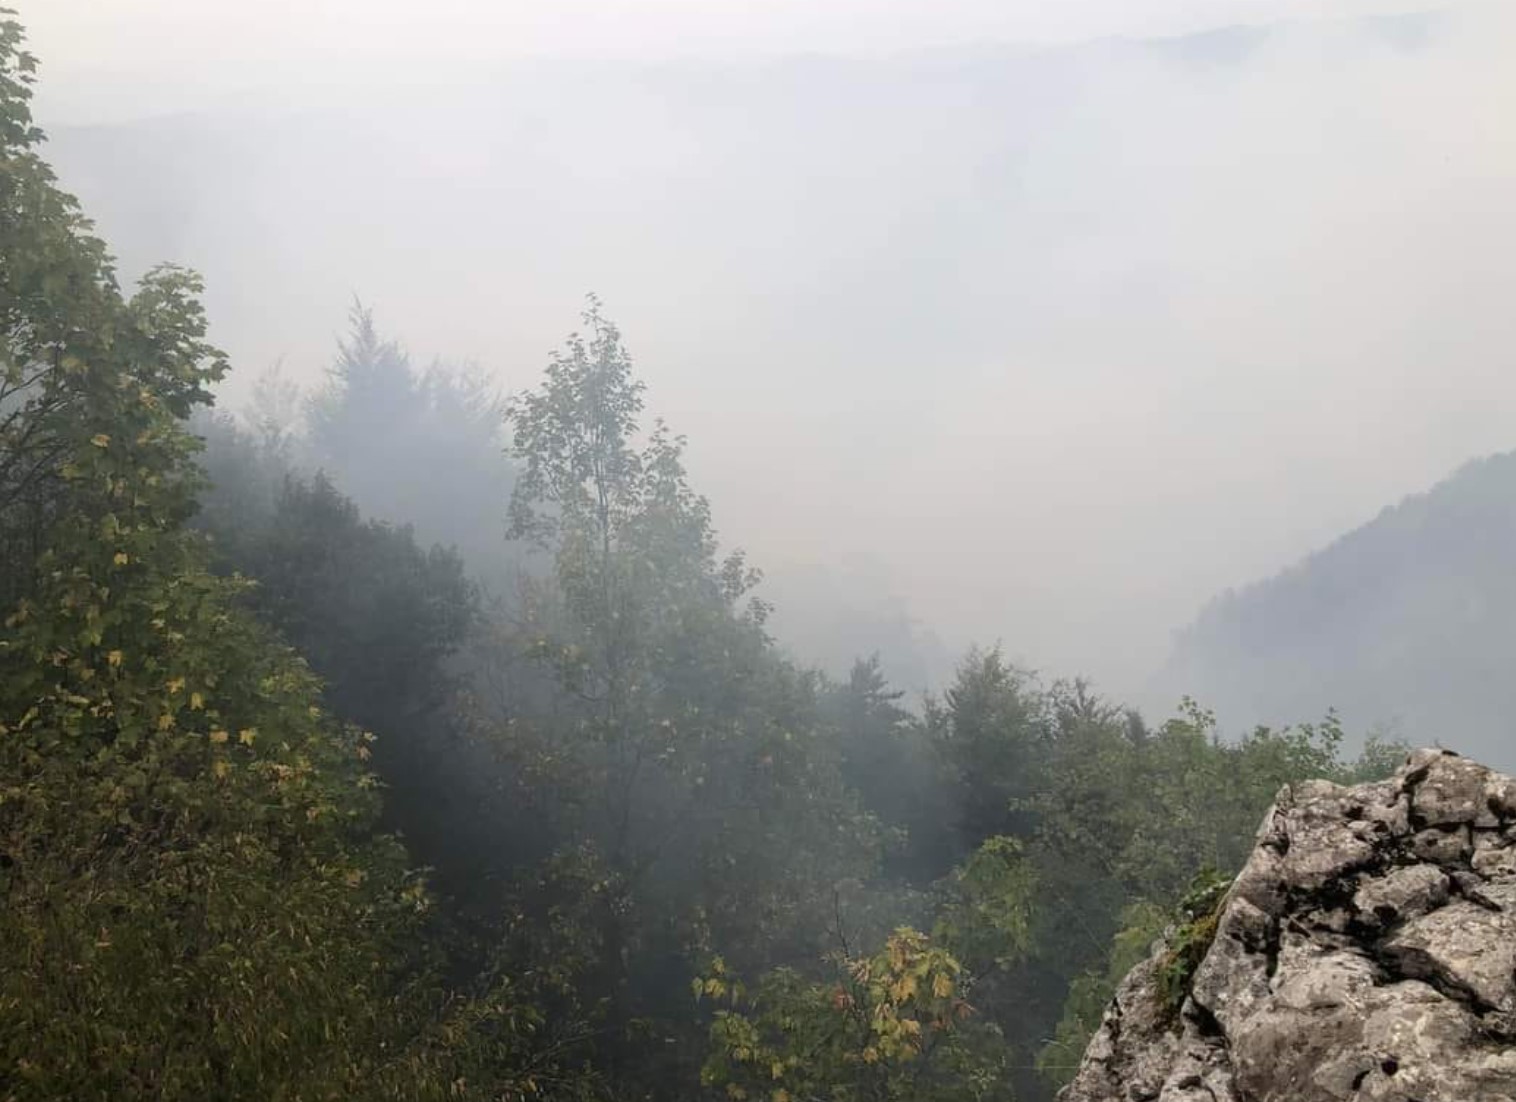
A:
<box><xmin>1352</xmin><ymin>865</ymin><xmax>1448</xmax><ymax>927</ymax></box>
<box><xmin>1405</xmin><ymin>749</ymin><xmax>1498</xmax><ymax>828</ymax></box>
<box><xmin>1158</xmin><ymin>1045</ymin><xmax>1239</xmax><ymax>1102</ymax></box>
<box><xmin>1272</xmin><ymin>783</ymin><xmax>1379</xmax><ymax>891</ymax></box>
<box><xmin>1406</xmin><ymin>825</ymin><xmax>1472</xmax><ymax>865</ymax></box>
<box><xmin>1472</xmin><ymin>835</ymin><xmax>1516</xmax><ymax>877</ymax></box>
<box><xmin>1189</xmin><ymin>897</ymin><xmax>1272</xmax><ymax>1034</ymax></box>
<box><xmin>1230</xmin><ymin>841</ymin><xmax>1288</xmax><ymax>918</ymax></box>
<box><xmin>1229</xmin><ymin>945</ymin><xmax>1379</xmax><ymax>1101</ymax></box>
<box><xmin>1489</xmin><ymin>774</ymin><xmax>1516</xmax><ymax>822</ymax></box>
<box><xmin>1383</xmin><ymin>882</ymin><xmax>1516</xmax><ymax>1012</ymax></box>
<box><xmin>1058</xmin><ymin>750</ymin><xmax>1516</xmax><ymax>1102</ymax></box>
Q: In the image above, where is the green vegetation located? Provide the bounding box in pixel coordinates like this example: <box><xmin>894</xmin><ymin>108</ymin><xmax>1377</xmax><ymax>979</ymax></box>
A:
<box><xmin>1155</xmin><ymin>868</ymin><xmax>1232</xmax><ymax>1016</ymax></box>
<box><xmin>700</xmin><ymin>929</ymin><xmax>1011</xmax><ymax>1102</ymax></box>
<box><xmin>0</xmin><ymin>14</ymin><xmax>1409</xmax><ymax>1102</ymax></box>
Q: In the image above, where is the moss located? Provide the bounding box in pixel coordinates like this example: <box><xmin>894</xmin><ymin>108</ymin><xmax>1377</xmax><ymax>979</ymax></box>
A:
<box><xmin>1155</xmin><ymin>868</ymin><xmax>1231</xmax><ymax>1017</ymax></box>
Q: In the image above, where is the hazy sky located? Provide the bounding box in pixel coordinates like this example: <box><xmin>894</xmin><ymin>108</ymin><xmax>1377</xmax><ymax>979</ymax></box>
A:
<box><xmin>29</xmin><ymin>0</ymin><xmax>1438</xmax><ymax>120</ymax></box>
<box><xmin>23</xmin><ymin>0</ymin><xmax>1516</xmax><ymax>719</ymax></box>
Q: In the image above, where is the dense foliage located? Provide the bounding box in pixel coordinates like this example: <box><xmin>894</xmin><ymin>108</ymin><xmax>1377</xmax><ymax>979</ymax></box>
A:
<box><xmin>0</xmin><ymin>20</ymin><xmax>591</xmax><ymax>1099</ymax></box>
<box><xmin>1</xmin><ymin>14</ymin><xmax>1410</xmax><ymax>1102</ymax></box>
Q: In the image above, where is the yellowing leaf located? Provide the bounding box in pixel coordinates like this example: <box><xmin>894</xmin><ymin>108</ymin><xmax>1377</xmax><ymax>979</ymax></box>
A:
<box><xmin>209</xmin><ymin>729</ymin><xmax>229</xmax><ymax>745</ymax></box>
<box><xmin>89</xmin><ymin>433</ymin><xmax>110</xmax><ymax>448</ymax></box>
<box><xmin>113</xmin><ymin>551</ymin><xmax>129</xmax><ymax>566</ymax></box>
<box><xmin>238</xmin><ymin>728</ymin><xmax>257</xmax><ymax>746</ymax></box>
<box><xmin>166</xmin><ymin>676</ymin><xmax>185</xmax><ymax>695</ymax></box>
<box><xmin>212</xmin><ymin>760</ymin><xmax>231</xmax><ymax>779</ymax></box>
<box><xmin>107</xmin><ymin>650</ymin><xmax>123</xmax><ymax>668</ymax></box>
<box><xmin>189</xmin><ymin>691</ymin><xmax>204</xmax><ymax>710</ymax></box>
<box><xmin>932</xmin><ymin>973</ymin><xmax>954</xmax><ymax>999</ymax></box>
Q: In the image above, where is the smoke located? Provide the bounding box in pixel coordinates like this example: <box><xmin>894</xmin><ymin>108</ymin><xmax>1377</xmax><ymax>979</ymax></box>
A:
<box><xmin>33</xmin><ymin>2</ymin><xmax>1516</xmax><ymax>707</ymax></box>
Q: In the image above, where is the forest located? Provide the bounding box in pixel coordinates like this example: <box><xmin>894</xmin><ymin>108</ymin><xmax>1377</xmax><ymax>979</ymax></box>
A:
<box><xmin>0</xmin><ymin>16</ymin><xmax>1409</xmax><ymax>1102</ymax></box>
<box><xmin>1160</xmin><ymin>449</ymin><xmax>1516</xmax><ymax>770</ymax></box>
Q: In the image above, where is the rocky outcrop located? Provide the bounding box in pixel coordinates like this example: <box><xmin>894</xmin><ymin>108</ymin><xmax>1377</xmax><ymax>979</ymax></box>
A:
<box><xmin>1059</xmin><ymin>749</ymin><xmax>1516</xmax><ymax>1102</ymax></box>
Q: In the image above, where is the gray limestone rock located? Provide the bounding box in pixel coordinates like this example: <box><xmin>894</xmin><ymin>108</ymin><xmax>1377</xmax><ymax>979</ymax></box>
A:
<box><xmin>1472</xmin><ymin>834</ymin><xmax>1516</xmax><ymax>877</ymax></box>
<box><xmin>1352</xmin><ymin>864</ymin><xmax>1449</xmax><ymax>927</ymax></box>
<box><xmin>1406</xmin><ymin>825</ymin><xmax>1472</xmax><ymax>865</ymax></box>
<box><xmin>1383</xmin><ymin>881</ymin><xmax>1516</xmax><ymax>1013</ymax></box>
<box><xmin>1059</xmin><ymin>750</ymin><xmax>1516</xmax><ymax>1102</ymax></box>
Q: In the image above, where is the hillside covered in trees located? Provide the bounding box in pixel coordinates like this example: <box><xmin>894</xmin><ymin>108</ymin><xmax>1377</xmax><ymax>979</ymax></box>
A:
<box><xmin>0</xmin><ymin>15</ymin><xmax>1433</xmax><ymax>1102</ymax></box>
<box><xmin>1159</xmin><ymin>451</ymin><xmax>1516</xmax><ymax>771</ymax></box>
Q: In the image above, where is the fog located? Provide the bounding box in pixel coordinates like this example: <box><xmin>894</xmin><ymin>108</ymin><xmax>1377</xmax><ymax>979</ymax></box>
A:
<box><xmin>25</xmin><ymin>0</ymin><xmax>1516</xmax><ymax>710</ymax></box>
<box><xmin>12</xmin><ymin>6</ymin><xmax>1516</xmax><ymax>1095</ymax></box>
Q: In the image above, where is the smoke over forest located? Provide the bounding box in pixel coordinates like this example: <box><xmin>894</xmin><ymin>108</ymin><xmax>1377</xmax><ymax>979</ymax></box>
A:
<box><xmin>32</xmin><ymin>2</ymin><xmax>1516</xmax><ymax>723</ymax></box>
<box><xmin>4</xmin><ymin>2</ymin><xmax>1515</xmax><ymax>1100</ymax></box>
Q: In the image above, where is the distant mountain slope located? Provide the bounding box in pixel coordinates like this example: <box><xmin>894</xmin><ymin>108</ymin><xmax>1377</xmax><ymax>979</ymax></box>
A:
<box><xmin>1157</xmin><ymin>449</ymin><xmax>1516</xmax><ymax>768</ymax></box>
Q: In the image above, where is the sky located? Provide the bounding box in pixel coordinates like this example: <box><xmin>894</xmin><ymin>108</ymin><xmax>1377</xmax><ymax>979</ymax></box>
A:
<box><xmin>21</xmin><ymin>0</ymin><xmax>1516</xmax><ymax>719</ymax></box>
<box><xmin>29</xmin><ymin>0</ymin><xmax>1438</xmax><ymax>120</ymax></box>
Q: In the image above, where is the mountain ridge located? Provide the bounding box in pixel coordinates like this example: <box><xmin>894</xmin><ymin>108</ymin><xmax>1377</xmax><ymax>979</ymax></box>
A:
<box><xmin>1158</xmin><ymin>448</ymin><xmax>1516</xmax><ymax>770</ymax></box>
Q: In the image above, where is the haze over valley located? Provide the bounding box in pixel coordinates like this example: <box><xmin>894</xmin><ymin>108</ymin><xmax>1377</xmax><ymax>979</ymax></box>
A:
<box><xmin>28</xmin><ymin>2</ymin><xmax>1516</xmax><ymax>743</ymax></box>
<box><xmin>9</xmin><ymin>5</ymin><xmax>1516</xmax><ymax>1100</ymax></box>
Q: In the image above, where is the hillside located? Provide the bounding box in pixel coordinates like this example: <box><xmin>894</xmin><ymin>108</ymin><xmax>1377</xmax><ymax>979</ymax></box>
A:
<box><xmin>1158</xmin><ymin>450</ymin><xmax>1516</xmax><ymax>769</ymax></box>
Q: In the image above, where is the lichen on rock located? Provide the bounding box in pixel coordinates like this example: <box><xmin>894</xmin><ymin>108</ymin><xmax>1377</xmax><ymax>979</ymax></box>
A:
<box><xmin>1058</xmin><ymin>748</ymin><xmax>1516</xmax><ymax>1102</ymax></box>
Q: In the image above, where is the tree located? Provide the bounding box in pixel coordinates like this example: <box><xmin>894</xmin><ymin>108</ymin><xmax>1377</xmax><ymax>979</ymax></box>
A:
<box><xmin>233</xmin><ymin>473</ymin><xmax>492</xmax><ymax>881</ymax></box>
<box><xmin>501</xmin><ymin>298</ymin><xmax>879</xmax><ymax>1081</ymax></box>
<box><xmin>0</xmin><ymin>19</ymin><xmax>594</xmax><ymax>1098</ymax></box>
<box><xmin>700</xmin><ymin>929</ymin><xmax>1013</xmax><ymax>1102</ymax></box>
<box><xmin>927</xmin><ymin>647</ymin><xmax>1049</xmax><ymax>852</ymax></box>
<box><xmin>0</xmin><ymin>15</ymin><xmax>123</xmax><ymax>614</ymax></box>
<box><xmin>308</xmin><ymin>303</ymin><xmax>518</xmax><ymax>587</ymax></box>
<box><xmin>244</xmin><ymin>472</ymin><xmax>475</xmax><ymax>728</ymax></box>
<box><xmin>825</xmin><ymin>655</ymin><xmax>957</xmax><ymax>882</ymax></box>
